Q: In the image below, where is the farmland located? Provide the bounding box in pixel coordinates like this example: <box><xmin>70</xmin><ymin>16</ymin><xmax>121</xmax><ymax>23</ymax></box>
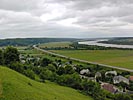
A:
<box><xmin>50</xmin><ymin>50</ymin><xmax>133</xmax><ymax>70</ymax></box>
<box><xmin>39</xmin><ymin>42</ymin><xmax>72</xmax><ymax>48</ymax></box>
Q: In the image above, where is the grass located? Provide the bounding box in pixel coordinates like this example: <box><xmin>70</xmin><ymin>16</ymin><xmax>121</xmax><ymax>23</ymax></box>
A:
<box><xmin>0</xmin><ymin>80</ymin><xmax>2</xmax><ymax>97</ymax></box>
<box><xmin>50</xmin><ymin>50</ymin><xmax>133</xmax><ymax>70</ymax></box>
<box><xmin>0</xmin><ymin>66</ymin><xmax>93</xmax><ymax>100</ymax></box>
<box><xmin>39</xmin><ymin>42</ymin><xmax>72</xmax><ymax>48</ymax></box>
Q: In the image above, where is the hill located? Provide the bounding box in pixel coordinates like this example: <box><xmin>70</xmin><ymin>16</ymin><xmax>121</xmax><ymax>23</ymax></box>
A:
<box><xmin>0</xmin><ymin>66</ymin><xmax>93</xmax><ymax>100</ymax></box>
<box><xmin>0</xmin><ymin>38</ymin><xmax>79</xmax><ymax>46</ymax></box>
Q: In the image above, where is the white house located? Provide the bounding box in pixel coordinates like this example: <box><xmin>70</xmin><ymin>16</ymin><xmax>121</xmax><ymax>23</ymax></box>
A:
<box><xmin>113</xmin><ymin>75</ymin><xmax>129</xmax><ymax>85</ymax></box>
<box><xmin>95</xmin><ymin>72</ymin><xmax>102</xmax><ymax>78</ymax></box>
<box><xmin>80</xmin><ymin>69</ymin><xmax>90</xmax><ymax>75</ymax></box>
<box><xmin>105</xmin><ymin>71</ymin><xmax>117</xmax><ymax>77</ymax></box>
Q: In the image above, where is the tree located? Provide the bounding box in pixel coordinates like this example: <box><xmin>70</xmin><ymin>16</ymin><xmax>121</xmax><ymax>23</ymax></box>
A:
<box><xmin>24</xmin><ymin>69</ymin><xmax>35</xmax><ymax>80</ymax></box>
<box><xmin>4</xmin><ymin>46</ymin><xmax>20</xmax><ymax>65</ymax></box>
<box><xmin>82</xmin><ymin>80</ymin><xmax>101</xmax><ymax>100</ymax></box>
<box><xmin>39</xmin><ymin>69</ymin><xmax>53</xmax><ymax>81</ymax></box>
<box><xmin>46</xmin><ymin>64</ymin><xmax>56</xmax><ymax>72</ymax></box>
<box><xmin>0</xmin><ymin>49</ymin><xmax>3</xmax><ymax>65</ymax></box>
<box><xmin>9</xmin><ymin>62</ymin><xmax>24</xmax><ymax>73</ymax></box>
<box><xmin>57</xmin><ymin>73</ymin><xmax>82</xmax><ymax>89</ymax></box>
<box><xmin>57</xmin><ymin>67</ymin><xmax>65</xmax><ymax>75</ymax></box>
<box><xmin>114</xmin><ymin>94</ymin><xmax>131</xmax><ymax>100</ymax></box>
<box><xmin>40</xmin><ymin>58</ymin><xmax>51</xmax><ymax>67</ymax></box>
<box><xmin>65</xmin><ymin>65</ymin><xmax>75</xmax><ymax>74</ymax></box>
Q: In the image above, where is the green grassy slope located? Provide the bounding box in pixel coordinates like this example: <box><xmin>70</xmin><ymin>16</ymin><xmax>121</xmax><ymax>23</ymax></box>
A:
<box><xmin>0</xmin><ymin>67</ymin><xmax>93</xmax><ymax>100</ymax></box>
<box><xmin>50</xmin><ymin>50</ymin><xmax>133</xmax><ymax>70</ymax></box>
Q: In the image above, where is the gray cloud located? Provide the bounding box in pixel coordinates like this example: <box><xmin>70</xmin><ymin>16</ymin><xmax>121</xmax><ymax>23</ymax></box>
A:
<box><xmin>0</xmin><ymin>0</ymin><xmax>133</xmax><ymax>39</ymax></box>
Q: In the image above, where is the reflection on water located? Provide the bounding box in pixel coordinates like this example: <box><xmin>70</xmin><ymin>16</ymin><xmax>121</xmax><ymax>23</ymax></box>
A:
<box><xmin>78</xmin><ymin>39</ymin><xmax>133</xmax><ymax>49</ymax></box>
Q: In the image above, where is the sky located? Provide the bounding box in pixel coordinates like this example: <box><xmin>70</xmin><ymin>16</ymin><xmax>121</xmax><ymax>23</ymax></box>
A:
<box><xmin>0</xmin><ymin>0</ymin><xmax>133</xmax><ymax>39</ymax></box>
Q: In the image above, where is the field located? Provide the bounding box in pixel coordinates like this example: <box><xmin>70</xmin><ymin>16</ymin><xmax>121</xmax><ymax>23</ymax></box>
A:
<box><xmin>0</xmin><ymin>66</ymin><xmax>93</xmax><ymax>100</ymax></box>
<box><xmin>39</xmin><ymin>42</ymin><xmax>72</xmax><ymax>48</ymax></box>
<box><xmin>50</xmin><ymin>50</ymin><xmax>133</xmax><ymax>70</ymax></box>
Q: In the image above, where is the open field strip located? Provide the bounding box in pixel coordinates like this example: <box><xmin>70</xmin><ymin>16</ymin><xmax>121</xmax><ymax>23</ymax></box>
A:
<box><xmin>33</xmin><ymin>46</ymin><xmax>133</xmax><ymax>72</ymax></box>
<box><xmin>50</xmin><ymin>50</ymin><xmax>133</xmax><ymax>70</ymax></box>
<box><xmin>39</xmin><ymin>42</ymin><xmax>72</xmax><ymax>48</ymax></box>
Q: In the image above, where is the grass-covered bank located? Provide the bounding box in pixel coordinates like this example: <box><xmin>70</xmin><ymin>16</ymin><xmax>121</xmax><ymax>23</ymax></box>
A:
<box><xmin>0</xmin><ymin>66</ymin><xmax>93</xmax><ymax>100</ymax></box>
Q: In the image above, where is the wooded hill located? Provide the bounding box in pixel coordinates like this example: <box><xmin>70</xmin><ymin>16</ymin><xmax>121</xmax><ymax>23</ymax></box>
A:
<box><xmin>0</xmin><ymin>38</ymin><xmax>79</xmax><ymax>46</ymax></box>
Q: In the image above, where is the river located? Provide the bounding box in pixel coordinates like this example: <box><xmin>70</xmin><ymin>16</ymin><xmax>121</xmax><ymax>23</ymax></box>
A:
<box><xmin>78</xmin><ymin>39</ymin><xmax>133</xmax><ymax>49</ymax></box>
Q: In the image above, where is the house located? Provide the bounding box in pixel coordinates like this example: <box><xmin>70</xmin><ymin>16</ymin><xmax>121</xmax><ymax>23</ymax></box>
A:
<box><xmin>101</xmin><ymin>83</ymin><xmax>118</xmax><ymax>93</ymax></box>
<box><xmin>95</xmin><ymin>72</ymin><xmax>102</xmax><ymax>78</ymax></box>
<box><xmin>26</xmin><ymin>57</ymin><xmax>35</xmax><ymax>62</ymax></box>
<box><xmin>19</xmin><ymin>55</ymin><xmax>25</xmax><ymax>60</ymax></box>
<box><xmin>113</xmin><ymin>75</ymin><xmax>129</xmax><ymax>85</ymax></box>
<box><xmin>80</xmin><ymin>69</ymin><xmax>90</xmax><ymax>75</ymax></box>
<box><xmin>105</xmin><ymin>71</ymin><xmax>117</xmax><ymax>77</ymax></box>
<box><xmin>79</xmin><ymin>75</ymin><xmax>96</xmax><ymax>82</ymax></box>
<box><xmin>88</xmin><ymin>77</ymin><xmax>96</xmax><ymax>82</ymax></box>
<box><xmin>21</xmin><ymin>60</ymin><xmax>26</xmax><ymax>64</ymax></box>
<box><xmin>129</xmin><ymin>76</ymin><xmax>133</xmax><ymax>81</ymax></box>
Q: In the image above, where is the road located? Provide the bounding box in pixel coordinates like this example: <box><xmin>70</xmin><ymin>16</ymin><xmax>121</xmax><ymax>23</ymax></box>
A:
<box><xmin>33</xmin><ymin>45</ymin><xmax>133</xmax><ymax>72</ymax></box>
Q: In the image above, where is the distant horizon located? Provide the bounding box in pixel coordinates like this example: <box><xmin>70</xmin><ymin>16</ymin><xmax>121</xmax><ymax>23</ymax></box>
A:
<box><xmin>0</xmin><ymin>36</ymin><xmax>133</xmax><ymax>40</ymax></box>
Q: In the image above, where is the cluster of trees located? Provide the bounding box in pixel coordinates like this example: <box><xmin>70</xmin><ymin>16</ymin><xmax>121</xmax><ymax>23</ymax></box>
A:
<box><xmin>0</xmin><ymin>38</ymin><xmax>78</xmax><ymax>46</ymax></box>
<box><xmin>0</xmin><ymin>47</ymin><xmax>20</xmax><ymax>65</ymax></box>
<box><xmin>0</xmin><ymin>47</ymin><xmax>35</xmax><ymax>79</ymax></box>
<box><xmin>42</xmin><ymin>47</ymin><xmax>74</xmax><ymax>50</ymax></box>
<box><xmin>34</xmin><ymin>59</ymin><xmax>132</xmax><ymax>100</ymax></box>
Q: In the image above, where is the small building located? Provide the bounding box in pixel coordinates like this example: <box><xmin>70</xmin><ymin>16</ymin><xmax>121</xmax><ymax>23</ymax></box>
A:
<box><xmin>95</xmin><ymin>72</ymin><xmax>102</xmax><ymax>78</ymax></box>
<box><xmin>129</xmin><ymin>76</ymin><xmax>133</xmax><ymax>81</ymax></box>
<box><xmin>105</xmin><ymin>71</ymin><xmax>117</xmax><ymax>77</ymax></box>
<box><xmin>101</xmin><ymin>83</ymin><xmax>117</xmax><ymax>93</ymax></box>
<box><xmin>80</xmin><ymin>69</ymin><xmax>90</xmax><ymax>75</ymax></box>
<box><xmin>113</xmin><ymin>75</ymin><xmax>129</xmax><ymax>85</ymax></box>
<box><xmin>79</xmin><ymin>75</ymin><xmax>96</xmax><ymax>82</ymax></box>
<box><xmin>19</xmin><ymin>55</ymin><xmax>25</xmax><ymax>60</ymax></box>
<box><xmin>21</xmin><ymin>60</ymin><xmax>26</xmax><ymax>64</ymax></box>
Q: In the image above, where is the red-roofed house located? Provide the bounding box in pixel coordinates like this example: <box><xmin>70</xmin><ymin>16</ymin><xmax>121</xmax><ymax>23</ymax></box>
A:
<box><xmin>129</xmin><ymin>76</ymin><xmax>133</xmax><ymax>81</ymax></box>
<box><xmin>101</xmin><ymin>83</ymin><xmax>117</xmax><ymax>93</ymax></box>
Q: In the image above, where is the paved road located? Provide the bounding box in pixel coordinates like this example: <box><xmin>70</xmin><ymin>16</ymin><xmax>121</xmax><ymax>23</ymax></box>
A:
<box><xmin>33</xmin><ymin>45</ymin><xmax>133</xmax><ymax>72</ymax></box>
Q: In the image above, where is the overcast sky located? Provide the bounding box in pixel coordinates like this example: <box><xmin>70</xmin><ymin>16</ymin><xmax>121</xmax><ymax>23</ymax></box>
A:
<box><xmin>0</xmin><ymin>0</ymin><xmax>133</xmax><ymax>39</ymax></box>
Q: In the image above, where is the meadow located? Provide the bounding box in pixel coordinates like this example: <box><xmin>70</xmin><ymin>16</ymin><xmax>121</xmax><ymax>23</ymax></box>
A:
<box><xmin>0</xmin><ymin>66</ymin><xmax>93</xmax><ymax>100</ymax></box>
<box><xmin>50</xmin><ymin>50</ymin><xmax>133</xmax><ymax>70</ymax></box>
<box><xmin>39</xmin><ymin>42</ymin><xmax>72</xmax><ymax>48</ymax></box>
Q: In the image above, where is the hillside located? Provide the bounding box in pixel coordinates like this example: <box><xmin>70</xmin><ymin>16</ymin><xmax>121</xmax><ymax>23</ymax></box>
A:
<box><xmin>0</xmin><ymin>67</ymin><xmax>93</xmax><ymax>100</ymax></box>
<box><xmin>0</xmin><ymin>38</ymin><xmax>79</xmax><ymax>46</ymax></box>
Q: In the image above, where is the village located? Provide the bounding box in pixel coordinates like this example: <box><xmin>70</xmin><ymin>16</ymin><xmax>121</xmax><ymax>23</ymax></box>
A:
<box><xmin>19</xmin><ymin>52</ymin><xmax>133</xmax><ymax>95</ymax></box>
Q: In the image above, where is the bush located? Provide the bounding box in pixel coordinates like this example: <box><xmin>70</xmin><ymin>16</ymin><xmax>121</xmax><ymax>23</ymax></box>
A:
<box><xmin>24</xmin><ymin>69</ymin><xmax>35</xmax><ymax>80</ymax></box>
<box><xmin>9</xmin><ymin>62</ymin><xmax>24</xmax><ymax>73</ymax></box>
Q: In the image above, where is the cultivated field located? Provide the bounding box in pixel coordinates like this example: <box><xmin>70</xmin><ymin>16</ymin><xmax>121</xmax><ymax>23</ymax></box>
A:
<box><xmin>0</xmin><ymin>67</ymin><xmax>93</xmax><ymax>100</ymax></box>
<box><xmin>50</xmin><ymin>50</ymin><xmax>133</xmax><ymax>70</ymax></box>
<box><xmin>39</xmin><ymin>42</ymin><xmax>72</xmax><ymax>48</ymax></box>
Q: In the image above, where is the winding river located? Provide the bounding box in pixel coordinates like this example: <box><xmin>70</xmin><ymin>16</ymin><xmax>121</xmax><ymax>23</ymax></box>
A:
<box><xmin>78</xmin><ymin>39</ymin><xmax>133</xmax><ymax>49</ymax></box>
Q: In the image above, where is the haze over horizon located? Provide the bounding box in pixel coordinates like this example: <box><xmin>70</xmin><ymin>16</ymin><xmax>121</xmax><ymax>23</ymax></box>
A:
<box><xmin>0</xmin><ymin>0</ymin><xmax>133</xmax><ymax>39</ymax></box>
